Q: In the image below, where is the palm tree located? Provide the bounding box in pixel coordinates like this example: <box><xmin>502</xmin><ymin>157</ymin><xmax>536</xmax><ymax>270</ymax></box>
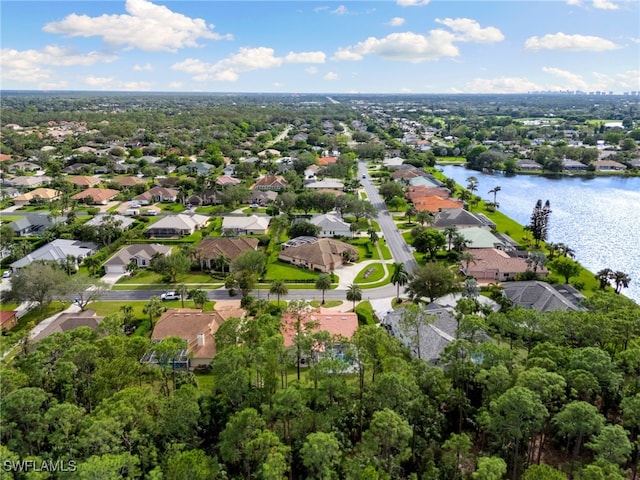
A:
<box><xmin>488</xmin><ymin>185</ymin><xmax>501</xmax><ymax>206</ymax></box>
<box><xmin>595</xmin><ymin>268</ymin><xmax>613</xmax><ymax>290</ymax></box>
<box><xmin>269</xmin><ymin>279</ymin><xmax>288</xmax><ymax>306</ymax></box>
<box><xmin>466</xmin><ymin>176</ymin><xmax>478</xmax><ymax>195</ymax></box>
<box><xmin>143</xmin><ymin>296</ymin><xmax>164</xmax><ymax>331</ymax></box>
<box><xmin>214</xmin><ymin>254</ymin><xmax>231</xmax><ymax>276</ymax></box>
<box><xmin>443</xmin><ymin>226</ymin><xmax>459</xmax><ymax>251</ymax></box>
<box><xmin>390</xmin><ymin>262</ymin><xmax>410</xmax><ymax>301</ymax></box>
<box><xmin>83</xmin><ymin>256</ymin><xmax>101</xmax><ymax>277</ymax></box>
<box><xmin>189</xmin><ymin>289</ymin><xmax>208</xmax><ymax>309</ymax></box>
<box><xmin>405</xmin><ymin>205</ymin><xmax>417</xmax><ymax>224</ymax></box>
<box><xmin>315</xmin><ymin>273</ymin><xmax>332</xmax><ymax>305</ymax></box>
<box><xmin>460</xmin><ymin>251</ymin><xmax>476</xmax><ymax>272</ymax></box>
<box><xmin>416</xmin><ymin>210</ymin><xmax>434</xmax><ymax>227</ymax></box>
<box><xmin>346</xmin><ymin>283</ymin><xmax>362</xmax><ymax>311</ymax></box>
<box><xmin>175</xmin><ymin>284</ymin><xmax>189</xmax><ymax>308</ymax></box>
<box><xmin>367</xmin><ymin>227</ymin><xmax>379</xmax><ymax>244</ymax></box>
<box><xmin>612</xmin><ymin>271</ymin><xmax>631</xmax><ymax>294</ymax></box>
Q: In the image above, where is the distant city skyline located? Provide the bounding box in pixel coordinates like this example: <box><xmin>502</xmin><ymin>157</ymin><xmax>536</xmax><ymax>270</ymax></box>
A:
<box><xmin>1</xmin><ymin>0</ymin><xmax>638</xmax><ymax>94</ymax></box>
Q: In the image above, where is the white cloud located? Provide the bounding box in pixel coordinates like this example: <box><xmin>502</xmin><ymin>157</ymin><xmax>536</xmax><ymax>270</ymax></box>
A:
<box><xmin>324</xmin><ymin>72</ymin><xmax>338</xmax><ymax>80</ymax></box>
<box><xmin>168</xmin><ymin>82</ymin><xmax>184</xmax><ymax>89</ymax></box>
<box><xmin>333</xmin><ymin>30</ymin><xmax>459</xmax><ymax>63</ymax></box>
<box><xmin>542</xmin><ymin>67</ymin><xmax>589</xmax><ymax>90</ymax></box>
<box><xmin>121</xmin><ymin>81</ymin><xmax>154</xmax><ymax>91</ymax></box>
<box><xmin>593</xmin><ymin>0</ymin><xmax>618</xmax><ymax>9</ymax></box>
<box><xmin>133</xmin><ymin>63</ymin><xmax>153</xmax><ymax>71</ymax></box>
<box><xmin>400</xmin><ymin>87</ymin><xmax>412</xmax><ymax>93</ymax></box>
<box><xmin>284</xmin><ymin>51</ymin><xmax>326</xmax><ymax>63</ymax></box>
<box><xmin>435</xmin><ymin>18</ymin><xmax>504</xmax><ymax>43</ymax></box>
<box><xmin>461</xmin><ymin>77</ymin><xmax>542</xmax><ymax>93</ymax></box>
<box><xmin>388</xmin><ymin>17</ymin><xmax>406</xmax><ymax>27</ymax></box>
<box><xmin>397</xmin><ymin>0</ymin><xmax>430</xmax><ymax>6</ymax></box>
<box><xmin>525</xmin><ymin>33</ymin><xmax>620</xmax><ymax>51</ymax></box>
<box><xmin>172</xmin><ymin>47</ymin><xmax>326</xmax><ymax>82</ymax></box>
<box><xmin>0</xmin><ymin>45</ymin><xmax>117</xmax><ymax>85</ymax></box>
<box><xmin>331</xmin><ymin>5</ymin><xmax>349</xmax><ymax>15</ymax></box>
<box><xmin>43</xmin><ymin>0</ymin><xmax>232</xmax><ymax>53</ymax></box>
<box><xmin>566</xmin><ymin>0</ymin><xmax>582</xmax><ymax>5</ymax></box>
<box><xmin>305</xmin><ymin>66</ymin><xmax>319</xmax><ymax>74</ymax></box>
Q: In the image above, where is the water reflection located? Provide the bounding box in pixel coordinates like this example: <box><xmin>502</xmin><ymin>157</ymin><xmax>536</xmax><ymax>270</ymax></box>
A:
<box><xmin>439</xmin><ymin>165</ymin><xmax>640</xmax><ymax>304</ymax></box>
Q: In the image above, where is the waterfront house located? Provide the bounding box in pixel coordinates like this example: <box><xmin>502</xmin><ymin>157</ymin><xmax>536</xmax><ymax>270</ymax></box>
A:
<box><xmin>501</xmin><ymin>281</ymin><xmax>586</xmax><ymax>312</ymax></box>
<box><xmin>561</xmin><ymin>158</ymin><xmax>588</xmax><ymax>171</ymax></box>
<box><xmin>593</xmin><ymin>160</ymin><xmax>627</xmax><ymax>171</ymax></box>
<box><xmin>460</xmin><ymin>248</ymin><xmax>548</xmax><ymax>282</ymax></box>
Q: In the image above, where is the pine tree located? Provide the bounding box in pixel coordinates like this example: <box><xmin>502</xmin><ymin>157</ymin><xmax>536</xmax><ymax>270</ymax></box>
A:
<box><xmin>529</xmin><ymin>199</ymin><xmax>551</xmax><ymax>247</ymax></box>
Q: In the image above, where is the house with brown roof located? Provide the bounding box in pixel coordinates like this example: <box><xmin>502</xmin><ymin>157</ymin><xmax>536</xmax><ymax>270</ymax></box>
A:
<box><xmin>215</xmin><ymin>175</ymin><xmax>242</xmax><ymax>187</ymax></box>
<box><xmin>0</xmin><ymin>311</ymin><xmax>18</xmax><ymax>330</ymax></box>
<box><xmin>72</xmin><ymin>188</ymin><xmax>119</xmax><ymax>205</ymax></box>
<box><xmin>187</xmin><ymin>190</ymin><xmax>222</xmax><ymax>207</ymax></box>
<box><xmin>30</xmin><ymin>309</ymin><xmax>104</xmax><ymax>343</ymax></box>
<box><xmin>460</xmin><ymin>248</ymin><xmax>548</xmax><ymax>283</ymax></box>
<box><xmin>149</xmin><ymin>308</ymin><xmax>235</xmax><ymax>368</ymax></box>
<box><xmin>281</xmin><ymin>307</ymin><xmax>358</xmax><ymax>362</ymax></box>
<box><xmin>593</xmin><ymin>160</ymin><xmax>627</xmax><ymax>171</ymax></box>
<box><xmin>104</xmin><ymin>244</ymin><xmax>172</xmax><ymax>274</ymax></box>
<box><xmin>197</xmin><ymin>237</ymin><xmax>259</xmax><ymax>270</ymax></box>
<box><xmin>252</xmin><ymin>175</ymin><xmax>288</xmax><ymax>191</ymax></box>
<box><xmin>412</xmin><ymin>196</ymin><xmax>463</xmax><ymax>213</ymax></box>
<box><xmin>111</xmin><ymin>176</ymin><xmax>148</xmax><ymax>188</ymax></box>
<box><xmin>134</xmin><ymin>186</ymin><xmax>179</xmax><ymax>205</ymax></box>
<box><xmin>279</xmin><ymin>238</ymin><xmax>357</xmax><ymax>273</ymax></box>
<box><xmin>66</xmin><ymin>175</ymin><xmax>102</xmax><ymax>189</ymax></box>
<box><xmin>13</xmin><ymin>188</ymin><xmax>61</xmax><ymax>206</ymax></box>
<box><xmin>0</xmin><ymin>153</ymin><xmax>13</xmax><ymax>162</ymax></box>
<box><xmin>317</xmin><ymin>156</ymin><xmax>338</xmax><ymax>166</ymax></box>
<box><xmin>406</xmin><ymin>186</ymin><xmax>451</xmax><ymax>202</ymax></box>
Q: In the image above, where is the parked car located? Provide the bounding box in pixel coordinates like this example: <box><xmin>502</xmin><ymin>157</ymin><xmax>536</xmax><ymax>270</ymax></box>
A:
<box><xmin>160</xmin><ymin>291</ymin><xmax>180</xmax><ymax>301</ymax></box>
<box><xmin>2</xmin><ymin>270</ymin><xmax>11</xmax><ymax>278</ymax></box>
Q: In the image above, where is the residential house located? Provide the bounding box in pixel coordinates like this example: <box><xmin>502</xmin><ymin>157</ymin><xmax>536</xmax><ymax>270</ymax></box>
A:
<box><xmin>221</xmin><ymin>215</ymin><xmax>270</xmax><ymax>235</ymax></box>
<box><xmin>561</xmin><ymin>158</ymin><xmax>588</xmax><ymax>171</ymax></box>
<box><xmin>8</xmin><ymin>213</ymin><xmax>66</xmax><ymax>236</ymax></box>
<box><xmin>382</xmin><ymin>157</ymin><xmax>405</xmax><ymax>168</ymax></box>
<box><xmin>407</xmin><ymin>176</ymin><xmax>440</xmax><ymax>188</ymax></box>
<box><xmin>84</xmin><ymin>213</ymin><xmax>135</xmax><ymax>230</ymax></box>
<box><xmin>11</xmin><ymin>239</ymin><xmax>97</xmax><ymax>269</ymax></box>
<box><xmin>198</xmin><ymin>237</ymin><xmax>259</xmax><ymax>270</ymax></box>
<box><xmin>309</xmin><ymin>214</ymin><xmax>352</xmax><ymax>238</ymax></box>
<box><xmin>0</xmin><ymin>311</ymin><xmax>18</xmax><ymax>331</ymax></box>
<box><xmin>134</xmin><ymin>186</ymin><xmax>179</xmax><ymax>205</ymax></box>
<box><xmin>8</xmin><ymin>161</ymin><xmax>41</xmax><ymax>173</ymax></box>
<box><xmin>412</xmin><ymin>195</ymin><xmax>463</xmax><ymax>213</ymax></box>
<box><xmin>281</xmin><ymin>307</ymin><xmax>358</xmax><ymax>361</ymax></box>
<box><xmin>501</xmin><ymin>281</ymin><xmax>586</xmax><ymax>312</ymax></box>
<box><xmin>66</xmin><ymin>175</ymin><xmax>102</xmax><ymax>189</ymax></box>
<box><xmin>382</xmin><ymin>304</ymin><xmax>489</xmax><ymax>365</ymax></box>
<box><xmin>1</xmin><ymin>187</ymin><xmax>20</xmax><ymax>200</ymax></box>
<box><xmin>457</xmin><ymin>227</ymin><xmax>516</xmax><ymax>250</ymax></box>
<box><xmin>432</xmin><ymin>209</ymin><xmax>486</xmax><ymax>229</ymax></box>
<box><xmin>317</xmin><ymin>156</ymin><xmax>338</xmax><ymax>166</ymax></box>
<box><xmin>406</xmin><ymin>186</ymin><xmax>452</xmax><ymax>202</ymax></box>
<box><xmin>249</xmin><ymin>190</ymin><xmax>277</xmax><ymax>206</ymax></box>
<box><xmin>72</xmin><ymin>188</ymin><xmax>119</xmax><ymax>205</ymax></box>
<box><xmin>6</xmin><ymin>176</ymin><xmax>52</xmax><ymax>189</ymax></box>
<box><xmin>187</xmin><ymin>190</ymin><xmax>222</xmax><ymax>207</ymax></box>
<box><xmin>145</xmin><ymin>213</ymin><xmax>209</xmax><ymax>238</ymax></box>
<box><xmin>13</xmin><ymin>188</ymin><xmax>61</xmax><ymax>206</ymax></box>
<box><xmin>30</xmin><ymin>310</ymin><xmax>105</xmax><ymax>343</ymax></box>
<box><xmin>110</xmin><ymin>176</ymin><xmax>148</xmax><ymax>188</ymax></box>
<box><xmin>252</xmin><ymin>175</ymin><xmax>288</xmax><ymax>191</ymax></box>
<box><xmin>460</xmin><ymin>248</ymin><xmax>548</xmax><ymax>283</ymax></box>
<box><xmin>148</xmin><ymin>307</ymin><xmax>241</xmax><ymax>368</ymax></box>
<box><xmin>104</xmin><ymin>244</ymin><xmax>171</xmax><ymax>274</ymax></box>
<box><xmin>304</xmin><ymin>164</ymin><xmax>320</xmax><ymax>179</ymax></box>
<box><xmin>0</xmin><ymin>153</ymin><xmax>13</xmax><ymax>162</ymax></box>
<box><xmin>517</xmin><ymin>159</ymin><xmax>543</xmax><ymax>171</ymax></box>
<box><xmin>278</xmin><ymin>238</ymin><xmax>357</xmax><ymax>273</ymax></box>
<box><xmin>304</xmin><ymin>178</ymin><xmax>345</xmax><ymax>190</ymax></box>
<box><xmin>593</xmin><ymin>160</ymin><xmax>627</xmax><ymax>171</ymax></box>
<box><xmin>215</xmin><ymin>175</ymin><xmax>242</xmax><ymax>187</ymax></box>
<box><xmin>179</xmin><ymin>162</ymin><xmax>215</xmax><ymax>176</ymax></box>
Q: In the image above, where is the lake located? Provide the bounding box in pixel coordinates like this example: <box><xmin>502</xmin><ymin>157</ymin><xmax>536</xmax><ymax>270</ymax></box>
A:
<box><xmin>438</xmin><ymin>165</ymin><xmax>640</xmax><ymax>305</ymax></box>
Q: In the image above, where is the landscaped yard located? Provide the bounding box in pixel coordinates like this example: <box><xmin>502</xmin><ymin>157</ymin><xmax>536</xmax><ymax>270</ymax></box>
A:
<box><xmin>116</xmin><ymin>269</ymin><xmax>218</xmax><ymax>285</ymax></box>
<box><xmin>264</xmin><ymin>260</ymin><xmax>320</xmax><ymax>282</ymax></box>
<box><xmin>354</xmin><ymin>263</ymin><xmax>386</xmax><ymax>283</ymax></box>
<box><xmin>349</xmin><ymin>238</ymin><xmax>380</xmax><ymax>261</ymax></box>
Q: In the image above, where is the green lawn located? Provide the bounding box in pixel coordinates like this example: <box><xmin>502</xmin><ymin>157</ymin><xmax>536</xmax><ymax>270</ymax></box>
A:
<box><xmin>159</xmin><ymin>203</ymin><xmax>186</xmax><ymax>213</ymax></box>
<box><xmin>0</xmin><ymin>302</ymin><xmax>71</xmax><ymax>355</ymax></box>
<box><xmin>310</xmin><ymin>300</ymin><xmax>343</xmax><ymax>308</ymax></box>
<box><xmin>360</xmin><ymin>192</ymin><xmax>368</xmax><ymax>199</ymax></box>
<box><xmin>349</xmin><ymin>238</ymin><xmax>380</xmax><ymax>261</ymax></box>
<box><xmin>264</xmin><ymin>260</ymin><xmax>321</xmax><ymax>281</ymax></box>
<box><xmin>378</xmin><ymin>240</ymin><xmax>393</xmax><ymax>260</ymax></box>
<box><xmin>116</xmin><ymin>269</ymin><xmax>218</xmax><ymax>285</ymax></box>
<box><xmin>354</xmin><ymin>263</ymin><xmax>386</xmax><ymax>283</ymax></box>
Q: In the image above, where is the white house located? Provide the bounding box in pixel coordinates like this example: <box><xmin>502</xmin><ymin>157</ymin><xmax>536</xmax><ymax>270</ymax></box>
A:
<box><xmin>221</xmin><ymin>215</ymin><xmax>270</xmax><ymax>235</ymax></box>
<box><xmin>103</xmin><ymin>244</ymin><xmax>172</xmax><ymax>274</ymax></box>
<box><xmin>309</xmin><ymin>214</ymin><xmax>352</xmax><ymax>238</ymax></box>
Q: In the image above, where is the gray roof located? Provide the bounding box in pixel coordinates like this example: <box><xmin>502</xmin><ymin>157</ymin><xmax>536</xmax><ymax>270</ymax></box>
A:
<box><xmin>104</xmin><ymin>243</ymin><xmax>172</xmax><ymax>267</ymax></box>
<box><xmin>433</xmin><ymin>209</ymin><xmax>485</xmax><ymax>228</ymax></box>
<box><xmin>11</xmin><ymin>239</ymin><xmax>97</xmax><ymax>268</ymax></box>
<box><xmin>9</xmin><ymin>213</ymin><xmax>66</xmax><ymax>233</ymax></box>
<box><xmin>501</xmin><ymin>281</ymin><xmax>586</xmax><ymax>312</ymax></box>
<box><xmin>84</xmin><ymin>214</ymin><xmax>135</xmax><ymax>229</ymax></box>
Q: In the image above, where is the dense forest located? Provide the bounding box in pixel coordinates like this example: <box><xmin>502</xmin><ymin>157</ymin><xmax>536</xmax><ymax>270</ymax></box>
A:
<box><xmin>1</xmin><ymin>290</ymin><xmax>638</xmax><ymax>479</ymax></box>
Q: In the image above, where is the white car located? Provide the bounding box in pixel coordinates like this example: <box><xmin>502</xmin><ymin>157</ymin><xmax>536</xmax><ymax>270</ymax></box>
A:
<box><xmin>160</xmin><ymin>291</ymin><xmax>180</xmax><ymax>301</ymax></box>
<box><xmin>2</xmin><ymin>270</ymin><xmax>11</xmax><ymax>278</ymax></box>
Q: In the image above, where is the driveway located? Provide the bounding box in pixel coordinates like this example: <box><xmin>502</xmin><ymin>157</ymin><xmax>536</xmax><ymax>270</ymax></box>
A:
<box><xmin>358</xmin><ymin>161</ymin><xmax>418</xmax><ymax>273</ymax></box>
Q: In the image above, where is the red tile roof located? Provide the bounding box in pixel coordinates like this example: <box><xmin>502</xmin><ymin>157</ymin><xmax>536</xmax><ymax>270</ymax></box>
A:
<box><xmin>281</xmin><ymin>307</ymin><xmax>358</xmax><ymax>347</ymax></box>
<box><xmin>412</xmin><ymin>196</ymin><xmax>463</xmax><ymax>213</ymax></box>
<box><xmin>318</xmin><ymin>156</ymin><xmax>338</xmax><ymax>166</ymax></box>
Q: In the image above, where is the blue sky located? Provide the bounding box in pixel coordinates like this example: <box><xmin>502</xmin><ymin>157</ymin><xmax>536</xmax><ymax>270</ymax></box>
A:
<box><xmin>1</xmin><ymin>0</ymin><xmax>638</xmax><ymax>93</ymax></box>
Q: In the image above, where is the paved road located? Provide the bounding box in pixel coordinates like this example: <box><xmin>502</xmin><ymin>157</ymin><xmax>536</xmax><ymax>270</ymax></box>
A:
<box><xmin>358</xmin><ymin>161</ymin><xmax>418</xmax><ymax>273</ymax></box>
